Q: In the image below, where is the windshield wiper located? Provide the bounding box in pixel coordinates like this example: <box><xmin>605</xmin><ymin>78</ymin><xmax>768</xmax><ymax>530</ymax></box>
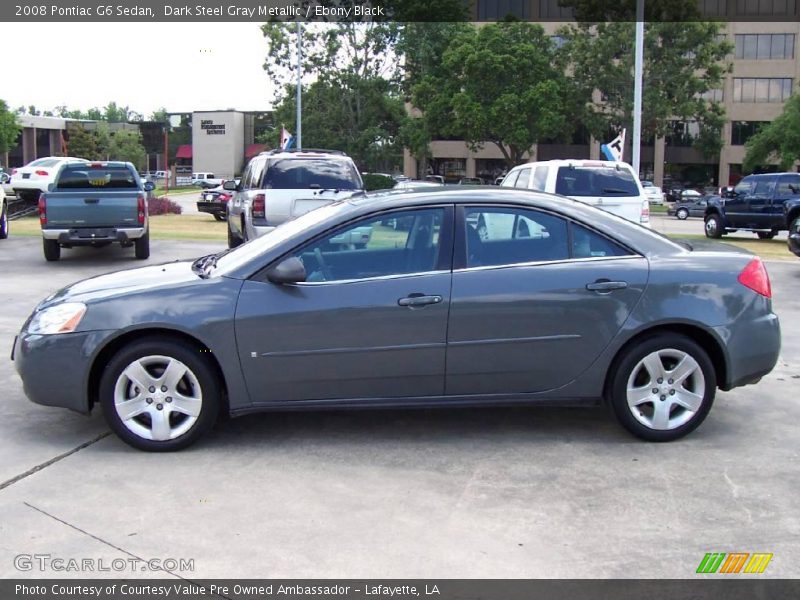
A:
<box><xmin>602</xmin><ymin>188</ymin><xmax>630</xmax><ymax>194</ymax></box>
<box><xmin>191</xmin><ymin>248</ymin><xmax>233</xmax><ymax>278</ymax></box>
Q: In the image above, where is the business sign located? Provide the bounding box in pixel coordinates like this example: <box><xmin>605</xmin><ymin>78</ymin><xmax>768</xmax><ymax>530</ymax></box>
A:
<box><xmin>200</xmin><ymin>120</ymin><xmax>226</xmax><ymax>135</ymax></box>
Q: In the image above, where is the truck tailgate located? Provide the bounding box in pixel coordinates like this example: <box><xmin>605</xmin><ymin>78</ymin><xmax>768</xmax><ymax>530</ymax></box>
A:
<box><xmin>45</xmin><ymin>191</ymin><xmax>141</xmax><ymax>228</ymax></box>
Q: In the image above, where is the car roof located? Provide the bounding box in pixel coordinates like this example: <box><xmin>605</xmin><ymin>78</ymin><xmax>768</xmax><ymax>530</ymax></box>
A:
<box><xmin>514</xmin><ymin>159</ymin><xmax>635</xmax><ymax>170</ymax></box>
<box><xmin>256</xmin><ymin>149</ymin><xmax>352</xmax><ymax>160</ymax></box>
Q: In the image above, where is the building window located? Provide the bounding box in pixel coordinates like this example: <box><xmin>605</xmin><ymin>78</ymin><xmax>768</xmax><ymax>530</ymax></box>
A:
<box><xmin>538</xmin><ymin>0</ymin><xmax>575</xmax><ymax>18</ymax></box>
<box><xmin>733</xmin><ymin>78</ymin><xmax>793</xmax><ymax>102</ymax></box>
<box><xmin>731</xmin><ymin>121</ymin><xmax>767</xmax><ymax>145</ymax></box>
<box><xmin>701</xmin><ymin>0</ymin><xmax>729</xmax><ymax>15</ymax></box>
<box><xmin>736</xmin><ymin>0</ymin><xmax>797</xmax><ymax>15</ymax></box>
<box><xmin>665</xmin><ymin>121</ymin><xmax>700</xmax><ymax>147</ymax></box>
<box><xmin>735</xmin><ymin>34</ymin><xmax>795</xmax><ymax>59</ymax></box>
<box><xmin>477</xmin><ymin>0</ymin><xmax>529</xmax><ymax>19</ymax></box>
<box><xmin>698</xmin><ymin>88</ymin><xmax>724</xmax><ymax>102</ymax></box>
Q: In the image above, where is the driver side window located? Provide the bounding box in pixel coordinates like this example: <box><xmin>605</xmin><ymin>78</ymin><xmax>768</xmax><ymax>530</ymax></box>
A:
<box><xmin>290</xmin><ymin>208</ymin><xmax>446</xmax><ymax>283</ymax></box>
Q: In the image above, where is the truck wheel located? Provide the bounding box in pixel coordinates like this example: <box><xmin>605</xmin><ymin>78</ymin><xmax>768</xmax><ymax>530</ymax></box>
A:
<box><xmin>704</xmin><ymin>214</ymin><xmax>723</xmax><ymax>239</ymax></box>
<box><xmin>227</xmin><ymin>223</ymin><xmax>242</xmax><ymax>249</ymax></box>
<box><xmin>43</xmin><ymin>239</ymin><xmax>60</xmax><ymax>261</ymax></box>
<box><xmin>135</xmin><ymin>232</ymin><xmax>150</xmax><ymax>260</ymax></box>
<box><xmin>213</xmin><ymin>214</ymin><xmax>225</xmax><ymax>222</ymax></box>
<box><xmin>0</xmin><ymin>201</ymin><xmax>8</xmax><ymax>239</ymax></box>
<box><xmin>757</xmin><ymin>231</ymin><xmax>776</xmax><ymax>240</ymax></box>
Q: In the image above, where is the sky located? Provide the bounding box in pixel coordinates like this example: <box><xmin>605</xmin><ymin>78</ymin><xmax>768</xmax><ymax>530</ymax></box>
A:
<box><xmin>3</xmin><ymin>23</ymin><xmax>275</xmax><ymax>117</ymax></box>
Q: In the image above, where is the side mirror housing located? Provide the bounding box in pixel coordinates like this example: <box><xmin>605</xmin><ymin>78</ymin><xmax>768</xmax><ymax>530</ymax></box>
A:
<box><xmin>266</xmin><ymin>257</ymin><xmax>306</xmax><ymax>284</ymax></box>
<box><xmin>722</xmin><ymin>186</ymin><xmax>736</xmax><ymax>198</ymax></box>
<box><xmin>143</xmin><ymin>181</ymin><xmax>155</xmax><ymax>192</ymax></box>
<box><xmin>222</xmin><ymin>180</ymin><xmax>238</xmax><ymax>191</ymax></box>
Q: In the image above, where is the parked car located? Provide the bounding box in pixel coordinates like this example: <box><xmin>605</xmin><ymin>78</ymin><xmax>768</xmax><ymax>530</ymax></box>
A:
<box><xmin>192</xmin><ymin>172</ymin><xmax>224</xmax><ymax>189</ymax></box>
<box><xmin>226</xmin><ymin>148</ymin><xmax>364</xmax><ymax>248</ymax></box>
<box><xmin>1</xmin><ymin>169</ymin><xmax>14</xmax><ymax>197</ymax></box>
<box><xmin>38</xmin><ymin>161</ymin><xmax>153</xmax><ymax>261</ymax></box>
<box><xmin>0</xmin><ymin>183</ymin><xmax>7</xmax><ymax>240</ymax></box>
<box><xmin>9</xmin><ymin>156</ymin><xmax>87</xmax><ymax>202</ymax></box>
<box><xmin>197</xmin><ymin>179</ymin><xmax>239</xmax><ymax>221</ymax></box>
<box><xmin>704</xmin><ymin>172</ymin><xmax>800</xmax><ymax>240</ymax></box>
<box><xmin>392</xmin><ymin>180</ymin><xmax>444</xmax><ymax>191</ymax></box>
<box><xmin>668</xmin><ymin>198</ymin><xmax>708</xmax><ymax>220</ymax></box>
<box><xmin>424</xmin><ymin>175</ymin><xmax>445</xmax><ymax>184</ymax></box>
<box><xmin>459</xmin><ymin>177</ymin><xmax>484</xmax><ymax>185</ymax></box>
<box><xmin>13</xmin><ymin>188</ymin><xmax>780</xmax><ymax>451</ymax></box>
<box><xmin>502</xmin><ymin>159</ymin><xmax>650</xmax><ymax>227</ymax></box>
<box><xmin>641</xmin><ymin>180</ymin><xmax>664</xmax><ymax>204</ymax></box>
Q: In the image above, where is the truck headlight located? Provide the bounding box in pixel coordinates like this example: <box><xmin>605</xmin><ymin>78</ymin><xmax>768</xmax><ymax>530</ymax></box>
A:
<box><xmin>28</xmin><ymin>303</ymin><xmax>87</xmax><ymax>335</ymax></box>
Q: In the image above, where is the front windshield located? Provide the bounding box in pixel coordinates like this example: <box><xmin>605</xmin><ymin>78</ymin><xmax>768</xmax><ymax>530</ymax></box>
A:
<box><xmin>211</xmin><ymin>201</ymin><xmax>351</xmax><ymax>276</ymax></box>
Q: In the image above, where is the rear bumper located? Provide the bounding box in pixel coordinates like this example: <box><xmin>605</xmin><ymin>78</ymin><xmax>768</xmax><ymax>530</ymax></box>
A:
<box><xmin>42</xmin><ymin>227</ymin><xmax>146</xmax><ymax>243</ymax></box>
<box><xmin>197</xmin><ymin>201</ymin><xmax>227</xmax><ymax>216</ymax></box>
<box><xmin>715</xmin><ymin>312</ymin><xmax>781</xmax><ymax>390</ymax></box>
<box><xmin>252</xmin><ymin>223</ymin><xmax>276</xmax><ymax>239</ymax></box>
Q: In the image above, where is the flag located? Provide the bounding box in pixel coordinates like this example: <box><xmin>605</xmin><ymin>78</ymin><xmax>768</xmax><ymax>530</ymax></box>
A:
<box><xmin>601</xmin><ymin>129</ymin><xmax>626</xmax><ymax>162</ymax></box>
<box><xmin>280</xmin><ymin>126</ymin><xmax>294</xmax><ymax>150</ymax></box>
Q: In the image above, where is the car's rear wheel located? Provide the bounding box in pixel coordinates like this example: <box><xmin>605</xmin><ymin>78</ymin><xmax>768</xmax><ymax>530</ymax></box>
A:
<box><xmin>213</xmin><ymin>214</ymin><xmax>225</xmax><ymax>222</ymax></box>
<box><xmin>676</xmin><ymin>208</ymin><xmax>689</xmax><ymax>220</ymax></box>
<box><xmin>757</xmin><ymin>231</ymin><xmax>776</xmax><ymax>240</ymax></box>
<box><xmin>607</xmin><ymin>333</ymin><xmax>716</xmax><ymax>442</ymax></box>
<box><xmin>43</xmin><ymin>238</ymin><xmax>60</xmax><ymax>261</ymax></box>
<box><xmin>0</xmin><ymin>201</ymin><xmax>8</xmax><ymax>239</ymax></box>
<box><xmin>704</xmin><ymin>214</ymin><xmax>723</xmax><ymax>239</ymax></box>
<box><xmin>134</xmin><ymin>232</ymin><xmax>150</xmax><ymax>259</ymax></box>
<box><xmin>99</xmin><ymin>338</ymin><xmax>220</xmax><ymax>451</ymax></box>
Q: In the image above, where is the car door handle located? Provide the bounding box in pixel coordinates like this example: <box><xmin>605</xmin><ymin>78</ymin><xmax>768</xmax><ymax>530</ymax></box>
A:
<box><xmin>586</xmin><ymin>280</ymin><xmax>628</xmax><ymax>292</ymax></box>
<box><xmin>84</xmin><ymin>198</ymin><xmax>99</xmax><ymax>204</ymax></box>
<box><xmin>398</xmin><ymin>294</ymin><xmax>443</xmax><ymax>307</ymax></box>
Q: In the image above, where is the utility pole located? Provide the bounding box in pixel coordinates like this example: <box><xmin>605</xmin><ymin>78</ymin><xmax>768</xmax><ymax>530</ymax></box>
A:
<box><xmin>296</xmin><ymin>21</ymin><xmax>302</xmax><ymax>150</ymax></box>
<box><xmin>632</xmin><ymin>0</ymin><xmax>644</xmax><ymax>177</ymax></box>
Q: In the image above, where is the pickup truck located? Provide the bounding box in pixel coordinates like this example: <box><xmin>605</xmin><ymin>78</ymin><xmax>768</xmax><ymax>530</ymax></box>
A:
<box><xmin>705</xmin><ymin>172</ymin><xmax>800</xmax><ymax>239</ymax></box>
<box><xmin>39</xmin><ymin>161</ymin><xmax>153</xmax><ymax>261</ymax></box>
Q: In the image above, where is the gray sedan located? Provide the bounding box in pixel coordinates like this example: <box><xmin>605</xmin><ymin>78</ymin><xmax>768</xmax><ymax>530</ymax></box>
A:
<box><xmin>13</xmin><ymin>188</ymin><xmax>781</xmax><ymax>451</ymax></box>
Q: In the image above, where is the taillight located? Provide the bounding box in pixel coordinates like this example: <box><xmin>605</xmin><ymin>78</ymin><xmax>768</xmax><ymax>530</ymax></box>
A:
<box><xmin>738</xmin><ymin>258</ymin><xmax>771</xmax><ymax>298</ymax></box>
<box><xmin>640</xmin><ymin>199</ymin><xmax>650</xmax><ymax>223</ymax></box>
<box><xmin>35</xmin><ymin>170</ymin><xmax>48</xmax><ymax>176</ymax></box>
<box><xmin>252</xmin><ymin>194</ymin><xmax>265</xmax><ymax>219</ymax></box>
<box><xmin>137</xmin><ymin>193</ymin><xmax>146</xmax><ymax>225</ymax></box>
<box><xmin>220</xmin><ymin>193</ymin><xmax>231</xmax><ymax>202</ymax></box>
<box><xmin>38</xmin><ymin>194</ymin><xmax>47</xmax><ymax>226</ymax></box>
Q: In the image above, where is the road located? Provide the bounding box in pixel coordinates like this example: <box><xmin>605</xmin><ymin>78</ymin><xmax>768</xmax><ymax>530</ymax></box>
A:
<box><xmin>0</xmin><ymin>235</ymin><xmax>798</xmax><ymax>578</ymax></box>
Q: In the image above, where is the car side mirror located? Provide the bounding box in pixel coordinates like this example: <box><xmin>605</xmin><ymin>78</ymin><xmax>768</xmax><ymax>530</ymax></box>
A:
<box><xmin>143</xmin><ymin>181</ymin><xmax>155</xmax><ymax>192</ymax></box>
<box><xmin>222</xmin><ymin>180</ymin><xmax>238</xmax><ymax>191</ymax></box>
<box><xmin>266</xmin><ymin>257</ymin><xmax>306</xmax><ymax>284</ymax></box>
<box><xmin>722</xmin><ymin>186</ymin><xmax>736</xmax><ymax>198</ymax></box>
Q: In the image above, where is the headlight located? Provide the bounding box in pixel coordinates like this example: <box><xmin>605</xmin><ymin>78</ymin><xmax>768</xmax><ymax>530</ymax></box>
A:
<box><xmin>27</xmin><ymin>303</ymin><xmax>87</xmax><ymax>335</ymax></box>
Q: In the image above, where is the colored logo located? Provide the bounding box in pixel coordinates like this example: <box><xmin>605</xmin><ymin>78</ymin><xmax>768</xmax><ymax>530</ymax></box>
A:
<box><xmin>696</xmin><ymin>552</ymin><xmax>773</xmax><ymax>574</ymax></box>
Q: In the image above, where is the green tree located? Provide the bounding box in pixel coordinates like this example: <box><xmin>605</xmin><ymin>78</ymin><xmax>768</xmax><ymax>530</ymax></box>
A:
<box><xmin>65</xmin><ymin>123</ymin><xmax>98</xmax><ymax>159</ymax></box>
<box><xmin>410</xmin><ymin>22</ymin><xmax>576</xmax><ymax>168</ymax></box>
<box><xmin>0</xmin><ymin>100</ymin><xmax>21</xmax><ymax>160</ymax></box>
<box><xmin>108</xmin><ymin>129</ymin><xmax>146</xmax><ymax>170</ymax></box>
<box><xmin>558</xmin><ymin>21</ymin><xmax>732</xmax><ymax>158</ymax></box>
<box><xmin>743</xmin><ymin>93</ymin><xmax>800</xmax><ymax>172</ymax></box>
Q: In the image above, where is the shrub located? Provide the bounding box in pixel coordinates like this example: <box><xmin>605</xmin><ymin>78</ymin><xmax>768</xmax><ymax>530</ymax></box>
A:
<box><xmin>362</xmin><ymin>173</ymin><xmax>396</xmax><ymax>192</ymax></box>
<box><xmin>147</xmin><ymin>196</ymin><xmax>182</xmax><ymax>215</ymax></box>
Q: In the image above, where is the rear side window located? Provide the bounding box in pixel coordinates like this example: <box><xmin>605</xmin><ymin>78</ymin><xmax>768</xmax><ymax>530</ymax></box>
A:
<box><xmin>555</xmin><ymin>166</ymin><xmax>640</xmax><ymax>197</ymax></box>
<box><xmin>571</xmin><ymin>224</ymin><xmax>632</xmax><ymax>259</ymax></box>
<box><xmin>514</xmin><ymin>168</ymin><xmax>531</xmax><ymax>189</ymax></box>
<box><xmin>777</xmin><ymin>174</ymin><xmax>800</xmax><ymax>196</ymax></box>
<box><xmin>500</xmin><ymin>171</ymin><xmax>519</xmax><ymax>187</ymax></box>
<box><xmin>262</xmin><ymin>158</ymin><xmax>361</xmax><ymax>190</ymax></box>
<box><xmin>532</xmin><ymin>166</ymin><xmax>548</xmax><ymax>191</ymax></box>
<box><xmin>56</xmin><ymin>166</ymin><xmax>138</xmax><ymax>189</ymax></box>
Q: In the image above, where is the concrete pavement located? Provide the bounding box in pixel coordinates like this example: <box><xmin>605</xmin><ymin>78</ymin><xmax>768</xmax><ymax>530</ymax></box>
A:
<box><xmin>0</xmin><ymin>235</ymin><xmax>798</xmax><ymax>579</ymax></box>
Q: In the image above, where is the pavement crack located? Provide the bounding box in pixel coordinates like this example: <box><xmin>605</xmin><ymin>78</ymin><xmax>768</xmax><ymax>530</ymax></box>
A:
<box><xmin>0</xmin><ymin>431</ymin><xmax>110</xmax><ymax>492</ymax></box>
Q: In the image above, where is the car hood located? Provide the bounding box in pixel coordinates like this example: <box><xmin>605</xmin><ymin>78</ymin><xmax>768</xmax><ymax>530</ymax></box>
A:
<box><xmin>39</xmin><ymin>260</ymin><xmax>200</xmax><ymax>308</ymax></box>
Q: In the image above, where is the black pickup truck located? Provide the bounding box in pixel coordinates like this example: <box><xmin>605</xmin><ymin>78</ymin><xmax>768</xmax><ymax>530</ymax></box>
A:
<box><xmin>704</xmin><ymin>172</ymin><xmax>800</xmax><ymax>239</ymax></box>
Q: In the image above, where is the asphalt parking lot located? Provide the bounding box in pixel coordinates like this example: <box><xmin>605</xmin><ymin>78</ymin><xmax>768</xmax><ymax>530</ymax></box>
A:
<box><xmin>0</xmin><ymin>233</ymin><xmax>798</xmax><ymax>579</ymax></box>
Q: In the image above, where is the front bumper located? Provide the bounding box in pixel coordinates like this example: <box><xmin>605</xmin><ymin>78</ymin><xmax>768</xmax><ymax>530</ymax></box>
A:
<box><xmin>714</xmin><ymin>311</ymin><xmax>781</xmax><ymax>390</ymax></box>
<box><xmin>13</xmin><ymin>329</ymin><xmax>114</xmax><ymax>414</ymax></box>
<box><xmin>42</xmin><ymin>227</ymin><xmax>146</xmax><ymax>244</ymax></box>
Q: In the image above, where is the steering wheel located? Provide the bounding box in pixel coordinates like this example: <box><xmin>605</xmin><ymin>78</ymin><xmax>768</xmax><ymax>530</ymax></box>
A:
<box><xmin>314</xmin><ymin>248</ymin><xmax>333</xmax><ymax>281</ymax></box>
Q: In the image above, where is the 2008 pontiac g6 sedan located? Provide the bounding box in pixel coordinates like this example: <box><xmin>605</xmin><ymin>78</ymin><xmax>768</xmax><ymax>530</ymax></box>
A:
<box><xmin>13</xmin><ymin>188</ymin><xmax>781</xmax><ymax>451</ymax></box>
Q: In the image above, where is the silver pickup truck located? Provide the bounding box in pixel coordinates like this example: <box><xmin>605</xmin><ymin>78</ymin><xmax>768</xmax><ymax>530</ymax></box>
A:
<box><xmin>39</xmin><ymin>161</ymin><xmax>153</xmax><ymax>261</ymax></box>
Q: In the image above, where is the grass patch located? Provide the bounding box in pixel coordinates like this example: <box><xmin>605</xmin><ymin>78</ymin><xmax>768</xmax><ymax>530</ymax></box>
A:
<box><xmin>649</xmin><ymin>203</ymin><xmax>669</xmax><ymax>214</ymax></box>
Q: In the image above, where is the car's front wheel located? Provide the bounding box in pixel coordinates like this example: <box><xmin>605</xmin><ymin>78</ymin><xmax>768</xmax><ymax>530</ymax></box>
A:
<box><xmin>704</xmin><ymin>214</ymin><xmax>723</xmax><ymax>239</ymax></box>
<box><xmin>607</xmin><ymin>333</ymin><xmax>716</xmax><ymax>442</ymax></box>
<box><xmin>99</xmin><ymin>338</ymin><xmax>221</xmax><ymax>451</ymax></box>
<box><xmin>676</xmin><ymin>208</ymin><xmax>689</xmax><ymax>220</ymax></box>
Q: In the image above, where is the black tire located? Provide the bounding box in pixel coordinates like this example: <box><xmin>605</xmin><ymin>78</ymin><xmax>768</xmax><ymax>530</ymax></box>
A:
<box><xmin>0</xmin><ymin>201</ymin><xmax>8</xmax><ymax>239</ymax></box>
<box><xmin>607</xmin><ymin>333</ymin><xmax>716</xmax><ymax>442</ymax></box>
<box><xmin>43</xmin><ymin>238</ymin><xmax>60</xmax><ymax>261</ymax></box>
<box><xmin>704</xmin><ymin>214</ymin><xmax>723</xmax><ymax>239</ymax></box>
<box><xmin>757</xmin><ymin>231</ymin><xmax>776</xmax><ymax>240</ymax></box>
<box><xmin>99</xmin><ymin>338</ymin><xmax>221</xmax><ymax>452</ymax></box>
<box><xmin>213</xmin><ymin>214</ymin><xmax>225</xmax><ymax>222</ymax></box>
<box><xmin>227</xmin><ymin>222</ymin><xmax>243</xmax><ymax>249</ymax></box>
<box><xmin>134</xmin><ymin>232</ymin><xmax>150</xmax><ymax>260</ymax></box>
<box><xmin>676</xmin><ymin>208</ymin><xmax>689</xmax><ymax>220</ymax></box>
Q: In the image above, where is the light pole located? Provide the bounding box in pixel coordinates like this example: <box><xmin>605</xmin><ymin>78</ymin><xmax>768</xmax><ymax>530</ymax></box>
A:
<box><xmin>632</xmin><ymin>0</ymin><xmax>644</xmax><ymax>177</ymax></box>
<box><xmin>296</xmin><ymin>21</ymin><xmax>302</xmax><ymax>150</ymax></box>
